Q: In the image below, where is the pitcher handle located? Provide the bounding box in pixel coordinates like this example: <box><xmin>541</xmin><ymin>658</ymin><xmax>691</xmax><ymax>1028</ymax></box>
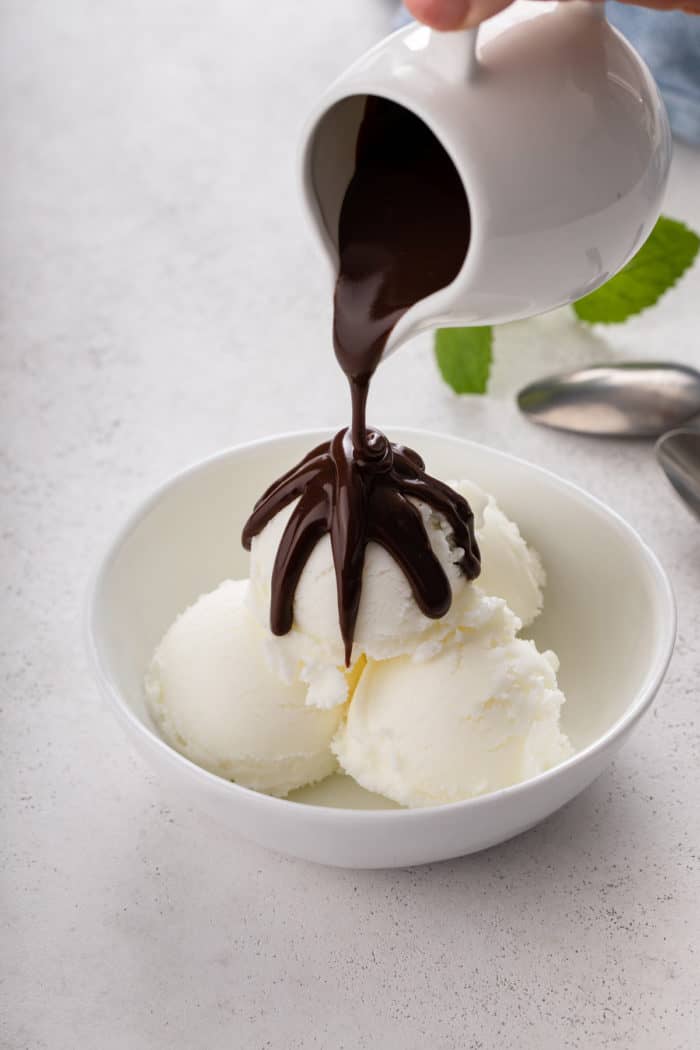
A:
<box><xmin>423</xmin><ymin>27</ymin><xmax>480</xmax><ymax>83</ymax></box>
<box><xmin>423</xmin><ymin>0</ymin><xmax>605</xmax><ymax>83</ymax></box>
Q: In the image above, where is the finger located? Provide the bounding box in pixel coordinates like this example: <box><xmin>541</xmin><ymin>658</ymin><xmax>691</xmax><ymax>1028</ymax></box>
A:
<box><xmin>407</xmin><ymin>0</ymin><xmax>700</xmax><ymax>25</ymax></box>
<box><xmin>405</xmin><ymin>0</ymin><xmax>513</xmax><ymax>30</ymax></box>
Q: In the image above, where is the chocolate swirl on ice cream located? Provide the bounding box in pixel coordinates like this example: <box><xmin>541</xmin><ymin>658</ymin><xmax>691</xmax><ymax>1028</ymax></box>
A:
<box><xmin>242</xmin><ymin>98</ymin><xmax>480</xmax><ymax>664</ymax></box>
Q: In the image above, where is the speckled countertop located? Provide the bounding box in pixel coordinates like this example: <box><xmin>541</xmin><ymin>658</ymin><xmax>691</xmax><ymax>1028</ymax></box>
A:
<box><xmin>3</xmin><ymin>2</ymin><xmax>700</xmax><ymax>1048</ymax></box>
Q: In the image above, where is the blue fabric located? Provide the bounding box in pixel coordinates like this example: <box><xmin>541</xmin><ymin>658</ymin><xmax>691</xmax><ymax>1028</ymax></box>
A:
<box><xmin>607</xmin><ymin>2</ymin><xmax>700</xmax><ymax>145</ymax></box>
<box><xmin>395</xmin><ymin>3</ymin><xmax>700</xmax><ymax>145</ymax></box>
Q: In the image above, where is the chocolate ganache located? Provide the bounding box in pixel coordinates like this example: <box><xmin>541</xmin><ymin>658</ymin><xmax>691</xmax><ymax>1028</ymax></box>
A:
<box><xmin>242</xmin><ymin>98</ymin><xmax>481</xmax><ymax>665</ymax></box>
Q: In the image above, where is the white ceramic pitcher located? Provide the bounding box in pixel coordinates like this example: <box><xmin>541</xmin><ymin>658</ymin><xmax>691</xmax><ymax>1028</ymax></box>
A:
<box><xmin>301</xmin><ymin>0</ymin><xmax>672</xmax><ymax>357</ymax></box>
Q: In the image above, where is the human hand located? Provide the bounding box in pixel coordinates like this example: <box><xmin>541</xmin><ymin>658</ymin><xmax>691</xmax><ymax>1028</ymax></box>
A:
<box><xmin>405</xmin><ymin>0</ymin><xmax>700</xmax><ymax>31</ymax></box>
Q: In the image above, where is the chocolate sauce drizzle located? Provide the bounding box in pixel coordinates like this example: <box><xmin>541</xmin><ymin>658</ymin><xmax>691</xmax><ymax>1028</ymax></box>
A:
<box><xmin>242</xmin><ymin>98</ymin><xmax>480</xmax><ymax>665</ymax></box>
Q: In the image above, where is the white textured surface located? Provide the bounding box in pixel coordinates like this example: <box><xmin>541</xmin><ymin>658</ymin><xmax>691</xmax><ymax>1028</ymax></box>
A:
<box><xmin>2</xmin><ymin>2</ymin><xmax>700</xmax><ymax>1048</ymax></box>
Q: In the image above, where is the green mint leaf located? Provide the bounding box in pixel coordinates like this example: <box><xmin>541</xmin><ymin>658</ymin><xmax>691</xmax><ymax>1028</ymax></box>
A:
<box><xmin>573</xmin><ymin>216</ymin><xmax>700</xmax><ymax>324</ymax></box>
<box><xmin>434</xmin><ymin>326</ymin><xmax>493</xmax><ymax>394</ymax></box>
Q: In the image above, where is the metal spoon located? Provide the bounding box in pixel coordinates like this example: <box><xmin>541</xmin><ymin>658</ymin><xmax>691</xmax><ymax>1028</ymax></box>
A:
<box><xmin>517</xmin><ymin>362</ymin><xmax>700</xmax><ymax>437</ymax></box>
<box><xmin>655</xmin><ymin>428</ymin><xmax>700</xmax><ymax>521</ymax></box>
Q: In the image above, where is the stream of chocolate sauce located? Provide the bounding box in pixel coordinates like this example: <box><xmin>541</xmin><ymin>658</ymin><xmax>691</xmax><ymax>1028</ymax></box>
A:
<box><xmin>242</xmin><ymin>98</ymin><xmax>481</xmax><ymax>665</ymax></box>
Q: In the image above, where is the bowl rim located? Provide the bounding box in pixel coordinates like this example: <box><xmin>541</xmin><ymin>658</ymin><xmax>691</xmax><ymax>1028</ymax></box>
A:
<box><xmin>86</xmin><ymin>427</ymin><xmax>677</xmax><ymax>821</ymax></box>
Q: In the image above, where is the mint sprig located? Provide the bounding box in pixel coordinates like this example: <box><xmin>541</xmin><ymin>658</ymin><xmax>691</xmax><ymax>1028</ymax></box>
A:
<box><xmin>435</xmin><ymin>326</ymin><xmax>492</xmax><ymax>394</ymax></box>
<box><xmin>435</xmin><ymin>215</ymin><xmax>699</xmax><ymax>395</ymax></box>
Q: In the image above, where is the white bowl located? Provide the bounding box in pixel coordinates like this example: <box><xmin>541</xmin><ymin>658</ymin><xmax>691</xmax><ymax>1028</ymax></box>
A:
<box><xmin>87</xmin><ymin>429</ymin><xmax>675</xmax><ymax>869</ymax></box>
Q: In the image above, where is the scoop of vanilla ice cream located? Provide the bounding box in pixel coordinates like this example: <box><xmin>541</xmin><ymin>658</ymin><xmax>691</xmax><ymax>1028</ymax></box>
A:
<box><xmin>144</xmin><ymin>579</ymin><xmax>343</xmax><ymax>796</ymax></box>
<box><xmin>451</xmin><ymin>480</ymin><xmax>545</xmax><ymax>627</ymax></box>
<box><xmin>332</xmin><ymin>617</ymin><xmax>572</xmax><ymax>807</ymax></box>
<box><xmin>248</xmin><ymin>497</ymin><xmax>497</xmax><ymax>709</ymax></box>
<box><xmin>248</xmin><ymin>479</ymin><xmax>545</xmax><ymax>708</ymax></box>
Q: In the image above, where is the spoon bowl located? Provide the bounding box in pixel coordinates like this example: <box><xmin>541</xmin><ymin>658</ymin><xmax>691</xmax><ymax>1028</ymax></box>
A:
<box><xmin>656</xmin><ymin>427</ymin><xmax>700</xmax><ymax>520</ymax></box>
<box><xmin>518</xmin><ymin>362</ymin><xmax>700</xmax><ymax>437</ymax></box>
